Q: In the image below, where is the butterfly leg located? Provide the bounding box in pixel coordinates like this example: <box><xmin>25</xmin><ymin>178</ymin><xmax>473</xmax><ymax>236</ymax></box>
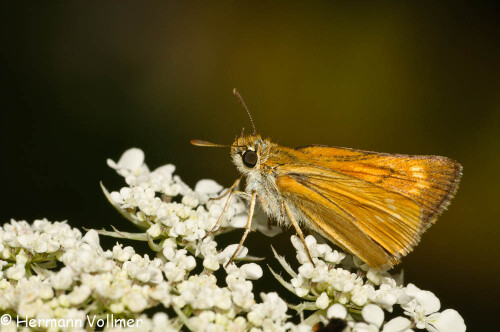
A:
<box><xmin>204</xmin><ymin>188</ymin><xmax>253</xmax><ymax>240</ymax></box>
<box><xmin>282</xmin><ymin>201</ymin><xmax>315</xmax><ymax>267</ymax></box>
<box><xmin>225</xmin><ymin>191</ymin><xmax>257</xmax><ymax>267</ymax></box>
<box><xmin>203</xmin><ymin>190</ymin><xmax>235</xmax><ymax>240</ymax></box>
<box><xmin>209</xmin><ymin>175</ymin><xmax>243</xmax><ymax>201</ymax></box>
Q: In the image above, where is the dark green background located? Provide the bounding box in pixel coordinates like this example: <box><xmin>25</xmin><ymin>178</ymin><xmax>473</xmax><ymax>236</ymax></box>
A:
<box><xmin>2</xmin><ymin>2</ymin><xmax>499</xmax><ymax>330</ymax></box>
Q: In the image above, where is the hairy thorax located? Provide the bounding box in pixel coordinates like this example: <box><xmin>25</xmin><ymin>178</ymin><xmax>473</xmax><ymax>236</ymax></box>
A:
<box><xmin>231</xmin><ymin>136</ymin><xmax>289</xmax><ymax>225</ymax></box>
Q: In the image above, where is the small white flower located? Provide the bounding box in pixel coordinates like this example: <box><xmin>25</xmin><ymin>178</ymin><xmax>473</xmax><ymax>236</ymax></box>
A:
<box><xmin>316</xmin><ymin>292</ymin><xmax>330</xmax><ymax>309</ymax></box>
<box><xmin>227</xmin><ymin>275</ymin><xmax>255</xmax><ymax>310</ymax></box>
<box><xmin>230</xmin><ymin>214</ymin><xmax>249</xmax><ymax>228</ymax></box>
<box><xmin>82</xmin><ymin>229</ymin><xmax>100</xmax><ymax>247</ymax></box>
<box><xmin>147</xmin><ymin>223</ymin><xmax>162</xmax><ymax>237</ymax></box>
<box><xmin>290</xmin><ymin>275</ymin><xmax>311</xmax><ymax>297</ymax></box>
<box><xmin>162</xmin><ymin>238</ymin><xmax>178</xmax><ymax>260</ymax></box>
<box><xmin>5</xmin><ymin>263</ymin><xmax>26</xmax><ymax>280</ymax></box>
<box><xmin>18</xmin><ymin>299</ymin><xmax>44</xmax><ymax>317</ymax></box>
<box><xmin>248</xmin><ymin>292</ymin><xmax>289</xmax><ymax>328</ymax></box>
<box><xmin>218</xmin><ymin>244</ymin><xmax>249</xmax><ymax>263</ymax></box>
<box><xmin>123</xmin><ymin>286</ymin><xmax>149</xmax><ymax>312</ymax></box>
<box><xmin>329</xmin><ymin>268</ymin><xmax>359</xmax><ymax>293</ymax></box>
<box><xmin>51</xmin><ymin>267</ymin><xmax>75</xmax><ymax>290</ymax></box>
<box><xmin>240</xmin><ymin>263</ymin><xmax>263</xmax><ymax>280</ymax></box>
<box><xmin>324</xmin><ymin>249</ymin><xmax>345</xmax><ymax>265</ymax></box>
<box><xmin>58</xmin><ymin>293</ymin><xmax>70</xmax><ymax>307</ymax></box>
<box><xmin>16</xmin><ymin>233</ymin><xmax>35</xmax><ymax>250</ymax></box>
<box><xmin>67</xmin><ymin>285</ymin><xmax>91</xmax><ymax>305</ymax></box>
<box><xmin>371</xmin><ymin>283</ymin><xmax>398</xmax><ymax>311</ymax></box>
<box><xmin>112</xmin><ymin>244</ymin><xmax>135</xmax><ymax>262</ymax></box>
<box><xmin>402</xmin><ymin>284</ymin><xmax>441</xmax><ymax>328</ymax></box>
<box><xmin>367</xmin><ymin>268</ymin><xmax>387</xmax><ymax>286</ymax></box>
<box><xmin>163</xmin><ymin>249</ymin><xmax>196</xmax><ymax>282</ymax></box>
<box><xmin>203</xmin><ymin>254</ymin><xmax>220</xmax><ymax>271</ymax></box>
<box><xmin>351</xmin><ymin>284</ymin><xmax>376</xmax><ymax>306</ymax></box>
<box><xmin>124</xmin><ymin>255</ymin><xmax>163</xmax><ymax>283</ymax></box>
<box><xmin>189</xmin><ymin>310</ymin><xmax>216</xmax><ymax>331</ymax></box>
<box><xmin>39</xmin><ymin>285</ymin><xmax>54</xmax><ymax>300</ymax></box>
<box><xmin>149</xmin><ymin>282</ymin><xmax>171</xmax><ymax>305</ymax></box>
<box><xmin>182</xmin><ymin>194</ymin><xmax>199</xmax><ymax>208</ymax></box>
<box><xmin>109</xmin><ymin>302</ymin><xmax>125</xmax><ymax>314</ymax></box>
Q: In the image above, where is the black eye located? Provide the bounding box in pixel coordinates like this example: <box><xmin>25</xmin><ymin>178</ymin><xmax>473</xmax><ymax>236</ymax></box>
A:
<box><xmin>242</xmin><ymin>150</ymin><xmax>258</xmax><ymax>168</ymax></box>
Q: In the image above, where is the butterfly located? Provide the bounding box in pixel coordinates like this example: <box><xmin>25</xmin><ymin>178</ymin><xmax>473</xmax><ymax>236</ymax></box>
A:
<box><xmin>192</xmin><ymin>90</ymin><xmax>462</xmax><ymax>269</ymax></box>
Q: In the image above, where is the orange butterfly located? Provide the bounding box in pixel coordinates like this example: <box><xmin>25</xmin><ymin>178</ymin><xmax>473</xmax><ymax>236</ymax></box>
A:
<box><xmin>192</xmin><ymin>90</ymin><xmax>462</xmax><ymax>269</ymax></box>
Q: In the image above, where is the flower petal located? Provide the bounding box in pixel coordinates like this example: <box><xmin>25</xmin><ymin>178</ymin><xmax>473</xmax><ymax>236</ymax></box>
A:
<box><xmin>194</xmin><ymin>179</ymin><xmax>223</xmax><ymax>195</ymax></box>
<box><xmin>109</xmin><ymin>148</ymin><xmax>144</xmax><ymax>171</ymax></box>
<box><xmin>241</xmin><ymin>263</ymin><xmax>263</xmax><ymax>280</ymax></box>
<box><xmin>382</xmin><ymin>317</ymin><xmax>412</xmax><ymax>332</ymax></box>
<box><xmin>415</xmin><ymin>290</ymin><xmax>441</xmax><ymax>314</ymax></box>
<box><xmin>426</xmin><ymin>309</ymin><xmax>466</xmax><ymax>332</ymax></box>
<box><xmin>316</xmin><ymin>292</ymin><xmax>330</xmax><ymax>309</ymax></box>
<box><xmin>362</xmin><ymin>304</ymin><xmax>384</xmax><ymax>328</ymax></box>
<box><xmin>327</xmin><ymin>303</ymin><xmax>347</xmax><ymax>319</ymax></box>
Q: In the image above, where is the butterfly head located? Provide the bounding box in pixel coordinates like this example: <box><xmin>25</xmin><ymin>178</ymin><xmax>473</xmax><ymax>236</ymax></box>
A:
<box><xmin>190</xmin><ymin>134</ymin><xmax>270</xmax><ymax>175</ymax></box>
<box><xmin>191</xmin><ymin>89</ymin><xmax>276</xmax><ymax>180</ymax></box>
<box><xmin>230</xmin><ymin>134</ymin><xmax>268</xmax><ymax>176</ymax></box>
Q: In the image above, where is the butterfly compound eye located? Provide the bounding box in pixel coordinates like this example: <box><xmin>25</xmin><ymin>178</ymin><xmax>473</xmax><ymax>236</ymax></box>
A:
<box><xmin>242</xmin><ymin>150</ymin><xmax>258</xmax><ymax>168</ymax></box>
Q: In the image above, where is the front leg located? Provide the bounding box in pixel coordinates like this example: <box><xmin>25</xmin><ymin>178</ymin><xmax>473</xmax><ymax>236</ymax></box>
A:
<box><xmin>225</xmin><ymin>190</ymin><xmax>257</xmax><ymax>267</ymax></box>
<box><xmin>203</xmin><ymin>190</ymin><xmax>236</xmax><ymax>240</ymax></box>
<box><xmin>203</xmin><ymin>182</ymin><xmax>249</xmax><ymax>240</ymax></box>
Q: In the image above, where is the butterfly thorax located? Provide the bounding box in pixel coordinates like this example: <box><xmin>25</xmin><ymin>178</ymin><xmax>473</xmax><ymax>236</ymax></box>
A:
<box><xmin>231</xmin><ymin>135</ymin><xmax>291</xmax><ymax>223</ymax></box>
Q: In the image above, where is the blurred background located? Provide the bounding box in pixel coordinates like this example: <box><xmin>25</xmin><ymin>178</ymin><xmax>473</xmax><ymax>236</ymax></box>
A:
<box><xmin>2</xmin><ymin>2</ymin><xmax>499</xmax><ymax>330</ymax></box>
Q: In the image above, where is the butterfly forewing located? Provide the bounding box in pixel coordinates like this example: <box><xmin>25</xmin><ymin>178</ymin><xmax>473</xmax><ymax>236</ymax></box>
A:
<box><xmin>270</xmin><ymin>145</ymin><xmax>462</xmax><ymax>268</ymax></box>
<box><xmin>296</xmin><ymin>146</ymin><xmax>462</xmax><ymax>226</ymax></box>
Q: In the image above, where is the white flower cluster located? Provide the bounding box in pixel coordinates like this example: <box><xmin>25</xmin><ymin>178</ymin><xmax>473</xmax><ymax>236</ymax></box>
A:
<box><xmin>0</xmin><ymin>219</ymin><xmax>179</xmax><ymax>331</ymax></box>
<box><xmin>271</xmin><ymin>235</ymin><xmax>466</xmax><ymax>332</ymax></box>
<box><xmin>105</xmin><ymin>148</ymin><xmax>265</xmax><ymax>270</ymax></box>
<box><xmin>105</xmin><ymin>148</ymin><xmax>307</xmax><ymax>331</ymax></box>
<box><xmin>0</xmin><ymin>148</ymin><xmax>467</xmax><ymax>332</ymax></box>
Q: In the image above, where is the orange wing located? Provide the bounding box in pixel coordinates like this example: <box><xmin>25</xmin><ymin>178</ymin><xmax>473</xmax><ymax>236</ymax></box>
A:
<box><xmin>296</xmin><ymin>145</ymin><xmax>462</xmax><ymax>227</ymax></box>
<box><xmin>269</xmin><ymin>145</ymin><xmax>462</xmax><ymax>268</ymax></box>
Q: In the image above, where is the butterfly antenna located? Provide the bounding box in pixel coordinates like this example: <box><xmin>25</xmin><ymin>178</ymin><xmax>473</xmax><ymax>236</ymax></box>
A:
<box><xmin>233</xmin><ymin>88</ymin><xmax>257</xmax><ymax>135</ymax></box>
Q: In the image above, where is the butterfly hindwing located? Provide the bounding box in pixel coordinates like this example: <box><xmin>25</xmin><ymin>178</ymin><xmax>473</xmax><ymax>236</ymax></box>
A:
<box><xmin>276</xmin><ymin>167</ymin><xmax>422</xmax><ymax>267</ymax></box>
